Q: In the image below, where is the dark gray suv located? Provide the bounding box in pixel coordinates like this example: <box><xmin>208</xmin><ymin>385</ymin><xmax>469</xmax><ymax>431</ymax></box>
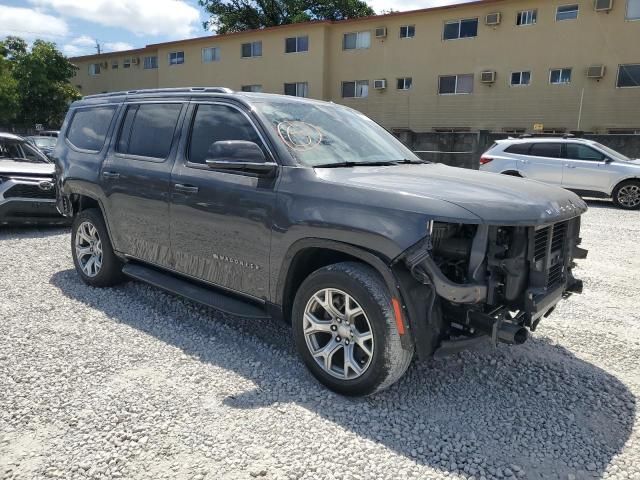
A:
<box><xmin>55</xmin><ymin>87</ymin><xmax>588</xmax><ymax>395</ymax></box>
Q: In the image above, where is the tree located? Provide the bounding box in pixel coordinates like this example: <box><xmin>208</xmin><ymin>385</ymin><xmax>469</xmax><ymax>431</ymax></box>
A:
<box><xmin>0</xmin><ymin>36</ymin><xmax>80</xmax><ymax>129</ymax></box>
<box><xmin>199</xmin><ymin>0</ymin><xmax>375</xmax><ymax>34</ymax></box>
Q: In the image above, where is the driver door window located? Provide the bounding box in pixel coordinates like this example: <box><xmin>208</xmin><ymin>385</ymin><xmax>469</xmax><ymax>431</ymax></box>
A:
<box><xmin>188</xmin><ymin>104</ymin><xmax>264</xmax><ymax>165</ymax></box>
<box><xmin>565</xmin><ymin>144</ymin><xmax>605</xmax><ymax>161</ymax></box>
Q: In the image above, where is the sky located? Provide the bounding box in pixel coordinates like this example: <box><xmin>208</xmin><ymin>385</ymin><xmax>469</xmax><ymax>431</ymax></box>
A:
<box><xmin>0</xmin><ymin>0</ymin><xmax>472</xmax><ymax>57</ymax></box>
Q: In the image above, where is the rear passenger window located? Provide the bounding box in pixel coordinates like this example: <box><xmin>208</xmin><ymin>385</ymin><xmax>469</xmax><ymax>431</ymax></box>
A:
<box><xmin>188</xmin><ymin>104</ymin><xmax>263</xmax><ymax>164</ymax></box>
<box><xmin>117</xmin><ymin>103</ymin><xmax>182</xmax><ymax>159</ymax></box>
<box><xmin>66</xmin><ymin>106</ymin><xmax>116</xmax><ymax>152</ymax></box>
<box><xmin>529</xmin><ymin>143</ymin><xmax>562</xmax><ymax>158</ymax></box>
<box><xmin>504</xmin><ymin>143</ymin><xmax>531</xmax><ymax>155</ymax></box>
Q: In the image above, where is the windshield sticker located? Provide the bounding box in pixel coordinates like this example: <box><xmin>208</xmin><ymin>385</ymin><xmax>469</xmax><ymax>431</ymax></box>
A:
<box><xmin>277</xmin><ymin>121</ymin><xmax>323</xmax><ymax>151</ymax></box>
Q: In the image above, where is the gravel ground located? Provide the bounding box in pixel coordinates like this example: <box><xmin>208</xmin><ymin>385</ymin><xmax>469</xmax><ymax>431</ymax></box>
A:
<box><xmin>1</xmin><ymin>201</ymin><xmax>639</xmax><ymax>480</ymax></box>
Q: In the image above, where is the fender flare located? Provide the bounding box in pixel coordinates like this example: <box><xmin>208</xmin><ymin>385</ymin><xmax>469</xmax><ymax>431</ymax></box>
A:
<box><xmin>276</xmin><ymin>238</ymin><xmax>414</xmax><ymax>351</ymax></box>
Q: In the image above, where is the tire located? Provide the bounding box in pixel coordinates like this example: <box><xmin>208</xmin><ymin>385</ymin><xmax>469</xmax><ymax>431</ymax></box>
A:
<box><xmin>612</xmin><ymin>180</ymin><xmax>640</xmax><ymax>210</ymax></box>
<box><xmin>71</xmin><ymin>208</ymin><xmax>126</xmax><ymax>287</ymax></box>
<box><xmin>292</xmin><ymin>261</ymin><xmax>414</xmax><ymax>396</ymax></box>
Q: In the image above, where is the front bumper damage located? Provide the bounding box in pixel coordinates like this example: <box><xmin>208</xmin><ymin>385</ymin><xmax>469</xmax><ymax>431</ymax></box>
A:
<box><xmin>396</xmin><ymin>217</ymin><xmax>587</xmax><ymax>359</ymax></box>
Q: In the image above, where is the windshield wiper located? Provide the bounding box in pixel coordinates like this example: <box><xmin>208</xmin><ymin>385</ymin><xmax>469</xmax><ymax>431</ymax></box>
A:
<box><xmin>313</xmin><ymin>161</ymin><xmax>398</xmax><ymax>168</ymax></box>
<box><xmin>390</xmin><ymin>158</ymin><xmax>429</xmax><ymax>164</ymax></box>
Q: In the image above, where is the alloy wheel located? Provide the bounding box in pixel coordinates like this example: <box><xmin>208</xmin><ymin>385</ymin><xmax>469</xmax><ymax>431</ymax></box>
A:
<box><xmin>617</xmin><ymin>184</ymin><xmax>640</xmax><ymax>208</ymax></box>
<box><xmin>303</xmin><ymin>288</ymin><xmax>374</xmax><ymax>380</ymax></box>
<box><xmin>75</xmin><ymin>221</ymin><xmax>103</xmax><ymax>277</ymax></box>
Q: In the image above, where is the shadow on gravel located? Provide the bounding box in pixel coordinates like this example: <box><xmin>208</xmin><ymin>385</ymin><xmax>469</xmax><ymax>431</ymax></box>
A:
<box><xmin>0</xmin><ymin>225</ymin><xmax>69</xmax><ymax>240</ymax></box>
<box><xmin>50</xmin><ymin>269</ymin><xmax>636</xmax><ymax>480</ymax></box>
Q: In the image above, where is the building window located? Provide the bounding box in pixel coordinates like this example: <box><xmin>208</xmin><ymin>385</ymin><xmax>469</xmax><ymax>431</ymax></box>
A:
<box><xmin>143</xmin><ymin>56</ymin><xmax>158</xmax><ymax>69</ymax></box>
<box><xmin>617</xmin><ymin>64</ymin><xmax>640</xmax><ymax>87</ymax></box>
<box><xmin>397</xmin><ymin>77</ymin><xmax>412</xmax><ymax>90</ymax></box>
<box><xmin>443</xmin><ymin>18</ymin><xmax>478</xmax><ymax>40</ymax></box>
<box><xmin>510</xmin><ymin>71</ymin><xmax>531</xmax><ymax>86</ymax></box>
<box><xmin>88</xmin><ymin>63</ymin><xmax>101</xmax><ymax>76</ymax></box>
<box><xmin>285</xmin><ymin>36</ymin><xmax>309</xmax><ymax>53</ymax></box>
<box><xmin>284</xmin><ymin>82</ymin><xmax>308</xmax><ymax>97</ymax></box>
<box><xmin>627</xmin><ymin>0</ymin><xmax>640</xmax><ymax>19</ymax></box>
<box><xmin>168</xmin><ymin>51</ymin><xmax>184</xmax><ymax>65</ymax></box>
<box><xmin>516</xmin><ymin>9</ymin><xmax>537</xmax><ymax>25</ymax></box>
<box><xmin>343</xmin><ymin>31</ymin><xmax>371</xmax><ymax>50</ymax></box>
<box><xmin>438</xmin><ymin>74</ymin><xmax>473</xmax><ymax>94</ymax></box>
<box><xmin>241</xmin><ymin>42</ymin><xmax>262</xmax><ymax>58</ymax></box>
<box><xmin>202</xmin><ymin>47</ymin><xmax>220</xmax><ymax>63</ymax></box>
<box><xmin>400</xmin><ymin>25</ymin><xmax>415</xmax><ymax>38</ymax></box>
<box><xmin>123</xmin><ymin>58</ymin><xmax>131</xmax><ymax>69</ymax></box>
<box><xmin>556</xmin><ymin>4</ymin><xmax>579</xmax><ymax>21</ymax></box>
<box><xmin>550</xmin><ymin>68</ymin><xmax>572</xmax><ymax>84</ymax></box>
<box><xmin>342</xmin><ymin>80</ymin><xmax>369</xmax><ymax>98</ymax></box>
<box><xmin>111</xmin><ymin>60</ymin><xmax>119</xmax><ymax>69</ymax></box>
<box><xmin>241</xmin><ymin>85</ymin><xmax>263</xmax><ymax>92</ymax></box>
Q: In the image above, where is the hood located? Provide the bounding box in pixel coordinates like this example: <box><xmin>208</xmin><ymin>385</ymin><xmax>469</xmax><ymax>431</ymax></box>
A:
<box><xmin>316</xmin><ymin>163</ymin><xmax>587</xmax><ymax>225</ymax></box>
<box><xmin>0</xmin><ymin>160</ymin><xmax>55</xmax><ymax>177</ymax></box>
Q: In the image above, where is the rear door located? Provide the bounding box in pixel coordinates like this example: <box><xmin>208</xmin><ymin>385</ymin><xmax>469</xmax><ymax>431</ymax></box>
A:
<box><xmin>101</xmin><ymin>101</ymin><xmax>186</xmax><ymax>266</ymax></box>
<box><xmin>169</xmin><ymin>101</ymin><xmax>277</xmax><ymax>300</ymax></box>
<box><xmin>519</xmin><ymin>142</ymin><xmax>564</xmax><ymax>185</ymax></box>
<box><xmin>561</xmin><ymin>143</ymin><xmax>612</xmax><ymax>193</ymax></box>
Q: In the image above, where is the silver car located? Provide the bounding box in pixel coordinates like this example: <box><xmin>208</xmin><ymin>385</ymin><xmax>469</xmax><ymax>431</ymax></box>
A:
<box><xmin>480</xmin><ymin>137</ymin><xmax>640</xmax><ymax>210</ymax></box>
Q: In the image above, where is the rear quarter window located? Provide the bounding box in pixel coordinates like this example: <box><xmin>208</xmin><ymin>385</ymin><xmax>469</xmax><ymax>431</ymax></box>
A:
<box><xmin>504</xmin><ymin>143</ymin><xmax>532</xmax><ymax>155</ymax></box>
<box><xmin>66</xmin><ymin>106</ymin><xmax>117</xmax><ymax>152</ymax></box>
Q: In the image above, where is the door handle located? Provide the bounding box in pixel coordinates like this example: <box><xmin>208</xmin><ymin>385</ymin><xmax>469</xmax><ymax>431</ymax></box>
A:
<box><xmin>102</xmin><ymin>171</ymin><xmax>120</xmax><ymax>179</ymax></box>
<box><xmin>564</xmin><ymin>164</ymin><xmax>577</xmax><ymax>169</ymax></box>
<box><xmin>174</xmin><ymin>184</ymin><xmax>199</xmax><ymax>194</ymax></box>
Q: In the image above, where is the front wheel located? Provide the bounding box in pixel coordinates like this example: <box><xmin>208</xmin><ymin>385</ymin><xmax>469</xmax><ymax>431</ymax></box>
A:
<box><xmin>292</xmin><ymin>262</ymin><xmax>413</xmax><ymax>396</ymax></box>
<box><xmin>71</xmin><ymin>208</ymin><xmax>126</xmax><ymax>287</ymax></box>
<box><xmin>612</xmin><ymin>180</ymin><xmax>640</xmax><ymax>210</ymax></box>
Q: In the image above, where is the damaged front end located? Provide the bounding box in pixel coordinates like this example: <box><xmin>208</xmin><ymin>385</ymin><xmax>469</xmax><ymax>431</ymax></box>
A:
<box><xmin>395</xmin><ymin>218</ymin><xmax>587</xmax><ymax>358</ymax></box>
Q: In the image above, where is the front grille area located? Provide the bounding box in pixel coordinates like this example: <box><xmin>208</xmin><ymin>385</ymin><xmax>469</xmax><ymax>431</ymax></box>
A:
<box><xmin>4</xmin><ymin>184</ymin><xmax>56</xmax><ymax>200</ymax></box>
<box><xmin>531</xmin><ymin>221</ymin><xmax>569</xmax><ymax>290</ymax></box>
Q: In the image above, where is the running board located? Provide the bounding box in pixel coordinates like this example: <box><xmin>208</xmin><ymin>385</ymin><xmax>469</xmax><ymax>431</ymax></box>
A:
<box><xmin>122</xmin><ymin>263</ymin><xmax>270</xmax><ymax>319</ymax></box>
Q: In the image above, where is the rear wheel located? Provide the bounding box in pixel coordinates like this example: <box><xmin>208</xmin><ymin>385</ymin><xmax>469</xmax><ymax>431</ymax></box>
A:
<box><xmin>612</xmin><ymin>180</ymin><xmax>640</xmax><ymax>210</ymax></box>
<box><xmin>292</xmin><ymin>262</ymin><xmax>413</xmax><ymax>396</ymax></box>
<box><xmin>71</xmin><ymin>208</ymin><xmax>126</xmax><ymax>287</ymax></box>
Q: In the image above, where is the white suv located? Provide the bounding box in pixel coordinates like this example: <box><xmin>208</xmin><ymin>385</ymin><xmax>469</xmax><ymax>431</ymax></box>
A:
<box><xmin>480</xmin><ymin>137</ymin><xmax>640</xmax><ymax>210</ymax></box>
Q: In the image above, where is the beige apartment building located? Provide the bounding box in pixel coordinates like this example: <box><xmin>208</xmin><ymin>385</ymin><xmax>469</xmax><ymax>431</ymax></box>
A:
<box><xmin>70</xmin><ymin>0</ymin><xmax>640</xmax><ymax>134</ymax></box>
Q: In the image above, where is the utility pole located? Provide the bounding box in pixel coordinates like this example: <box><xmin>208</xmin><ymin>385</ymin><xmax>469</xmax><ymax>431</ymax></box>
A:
<box><xmin>95</xmin><ymin>40</ymin><xmax>101</xmax><ymax>55</ymax></box>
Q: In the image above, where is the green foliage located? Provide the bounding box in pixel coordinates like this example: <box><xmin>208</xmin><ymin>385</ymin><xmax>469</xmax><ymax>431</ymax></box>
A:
<box><xmin>0</xmin><ymin>36</ymin><xmax>81</xmax><ymax>129</ymax></box>
<box><xmin>199</xmin><ymin>0</ymin><xmax>375</xmax><ymax>34</ymax></box>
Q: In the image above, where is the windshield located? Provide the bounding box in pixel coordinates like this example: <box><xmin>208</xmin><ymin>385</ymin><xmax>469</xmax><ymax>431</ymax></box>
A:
<box><xmin>0</xmin><ymin>140</ymin><xmax>49</xmax><ymax>163</ymax></box>
<box><xmin>254</xmin><ymin>100</ymin><xmax>421</xmax><ymax>167</ymax></box>
<box><xmin>32</xmin><ymin>137</ymin><xmax>57</xmax><ymax>148</ymax></box>
<box><xmin>592</xmin><ymin>142</ymin><xmax>631</xmax><ymax>162</ymax></box>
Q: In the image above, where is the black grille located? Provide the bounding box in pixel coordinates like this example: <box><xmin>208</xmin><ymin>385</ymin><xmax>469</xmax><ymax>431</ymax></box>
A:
<box><xmin>531</xmin><ymin>221</ymin><xmax>569</xmax><ymax>290</ymax></box>
<box><xmin>4</xmin><ymin>184</ymin><xmax>56</xmax><ymax>199</ymax></box>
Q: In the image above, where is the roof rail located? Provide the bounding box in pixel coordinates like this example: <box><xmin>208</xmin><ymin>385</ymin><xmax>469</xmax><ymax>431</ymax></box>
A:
<box><xmin>84</xmin><ymin>86</ymin><xmax>233</xmax><ymax>99</ymax></box>
<box><xmin>562</xmin><ymin>133</ymin><xmax>576</xmax><ymax>139</ymax></box>
<box><xmin>518</xmin><ymin>134</ymin><xmax>533</xmax><ymax>138</ymax></box>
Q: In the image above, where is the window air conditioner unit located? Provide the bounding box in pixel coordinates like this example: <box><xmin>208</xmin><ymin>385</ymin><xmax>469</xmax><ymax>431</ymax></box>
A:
<box><xmin>375</xmin><ymin>27</ymin><xmax>387</xmax><ymax>38</ymax></box>
<box><xmin>587</xmin><ymin>64</ymin><xmax>606</xmax><ymax>78</ymax></box>
<box><xmin>485</xmin><ymin>12</ymin><xmax>501</xmax><ymax>25</ymax></box>
<box><xmin>594</xmin><ymin>0</ymin><xmax>613</xmax><ymax>12</ymax></box>
<box><xmin>373</xmin><ymin>79</ymin><xmax>387</xmax><ymax>89</ymax></box>
<box><xmin>101</xmin><ymin>61</ymin><xmax>108</xmax><ymax>68</ymax></box>
<box><xmin>131</xmin><ymin>57</ymin><xmax>140</xmax><ymax>65</ymax></box>
<box><xmin>480</xmin><ymin>71</ymin><xmax>496</xmax><ymax>83</ymax></box>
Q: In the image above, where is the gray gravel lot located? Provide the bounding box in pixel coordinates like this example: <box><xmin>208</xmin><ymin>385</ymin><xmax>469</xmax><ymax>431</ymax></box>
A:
<box><xmin>1</xmin><ymin>201</ymin><xmax>639</xmax><ymax>480</ymax></box>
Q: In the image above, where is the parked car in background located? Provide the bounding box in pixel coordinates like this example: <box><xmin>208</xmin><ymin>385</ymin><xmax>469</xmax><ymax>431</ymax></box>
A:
<box><xmin>480</xmin><ymin>137</ymin><xmax>640</xmax><ymax>210</ymax></box>
<box><xmin>0</xmin><ymin>132</ymin><xmax>66</xmax><ymax>225</ymax></box>
<box><xmin>26</xmin><ymin>135</ymin><xmax>57</xmax><ymax>159</ymax></box>
<box><xmin>56</xmin><ymin>88</ymin><xmax>587</xmax><ymax>395</ymax></box>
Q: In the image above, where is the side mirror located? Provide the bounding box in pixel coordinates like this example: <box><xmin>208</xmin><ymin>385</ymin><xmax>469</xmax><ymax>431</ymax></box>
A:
<box><xmin>205</xmin><ymin>140</ymin><xmax>276</xmax><ymax>175</ymax></box>
<box><xmin>604</xmin><ymin>157</ymin><xmax>614</xmax><ymax>164</ymax></box>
